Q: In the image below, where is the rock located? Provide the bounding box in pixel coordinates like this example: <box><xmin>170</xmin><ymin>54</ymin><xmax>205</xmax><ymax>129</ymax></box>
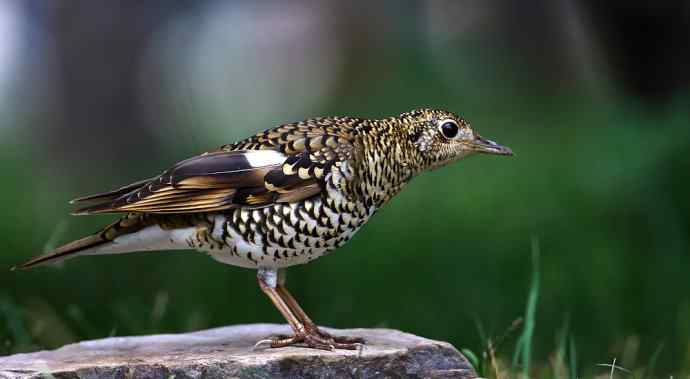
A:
<box><xmin>0</xmin><ymin>324</ymin><xmax>476</xmax><ymax>379</ymax></box>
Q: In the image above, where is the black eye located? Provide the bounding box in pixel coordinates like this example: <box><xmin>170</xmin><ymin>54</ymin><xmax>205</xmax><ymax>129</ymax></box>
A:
<box><xmin>440</xmin><ymin>120</ymin><xmax>459</xmax><ymax>139</ymax></box>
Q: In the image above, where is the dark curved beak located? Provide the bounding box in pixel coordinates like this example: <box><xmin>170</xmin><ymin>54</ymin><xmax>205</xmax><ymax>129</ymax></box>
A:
<box><xmin>470</xmin><ymin>135</ymin><xmax>513</xmax><ymax>156</ymax></box>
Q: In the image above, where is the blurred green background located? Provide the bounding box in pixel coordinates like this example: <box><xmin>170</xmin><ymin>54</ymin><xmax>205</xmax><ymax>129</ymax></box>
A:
<box><xmin>0</xmin><ymin>1</ymin><xmax>689</xmax><ymax>377</ymax></box>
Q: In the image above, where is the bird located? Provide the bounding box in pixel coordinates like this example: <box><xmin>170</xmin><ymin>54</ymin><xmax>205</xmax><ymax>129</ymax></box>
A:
<box><xmin>14</xmin><ymin>108</ymin><xmax>512</xmax><ymax>351</ymax></box>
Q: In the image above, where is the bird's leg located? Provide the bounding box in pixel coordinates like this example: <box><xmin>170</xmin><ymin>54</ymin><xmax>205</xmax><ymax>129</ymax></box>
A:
<box><xmin>275</xmin><ymin>269</ymin><xmax>364</xmax><ymax>346</ymax></box>
<box><xmin>276</xmin><ymin>284</ymin><xmax>364</xmax><ymax>346</ymax></box>
<box><xmin>256</xmin><ymin>268</ymin><xmax>347</xmax><ymax>351</ymax></box>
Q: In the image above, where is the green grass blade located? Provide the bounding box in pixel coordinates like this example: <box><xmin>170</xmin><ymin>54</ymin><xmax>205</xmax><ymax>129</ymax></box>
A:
<box><xmin>512</xmin><ymin>237</ymin><xmax>541</xmax><ymax>378</ymax></box>
<box><xmin>643</xmin><ymin>342</ymin><xmax>664</xmax><ymax>379</ymax></box>
<box><xmin>569</xmin><ymin>336</ymin><xmax>577</xmax><ymax>379</ymax></box>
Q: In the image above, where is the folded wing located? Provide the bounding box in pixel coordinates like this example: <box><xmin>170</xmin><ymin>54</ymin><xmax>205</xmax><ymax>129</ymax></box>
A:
<box><xmin>72</xmin><ymin>128</ymin><xmax>359</xmax><ymax>215</ymax></box>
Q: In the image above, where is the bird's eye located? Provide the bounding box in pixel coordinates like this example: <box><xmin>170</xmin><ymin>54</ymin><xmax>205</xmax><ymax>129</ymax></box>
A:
<box><xmin>439</xmin><ymin>120</ymin><xmax>459</xmax><ymax>139</ymax></box>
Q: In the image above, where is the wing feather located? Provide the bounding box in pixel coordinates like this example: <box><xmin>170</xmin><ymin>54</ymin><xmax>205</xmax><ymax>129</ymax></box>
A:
<box><xmin>70</xmin><ymin>177</ymin><xmax>156</xmax><ymax>204</ymax></box>
<box><xmin>72</xmin><ymin>118</ymin><xmax>362</xmax><ymax>215</ymax></box>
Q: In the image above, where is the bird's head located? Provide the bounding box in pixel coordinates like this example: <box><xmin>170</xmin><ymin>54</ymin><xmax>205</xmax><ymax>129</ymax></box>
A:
<box><xmin>396</xmin><ymin>108</ymin><xmax>513</xmax><ymax>172</ymax></box>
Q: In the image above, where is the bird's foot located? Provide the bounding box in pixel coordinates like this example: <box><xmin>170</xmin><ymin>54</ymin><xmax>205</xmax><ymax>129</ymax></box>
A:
<box><xmin>305</xmin><ymin>324</ymin><xmax>365</xmax><ymax>345</ymax></box>
<box><xmin>253</xmin><ymin>330</ymin><xmax>363</xmax><ymax>351</ymax></box>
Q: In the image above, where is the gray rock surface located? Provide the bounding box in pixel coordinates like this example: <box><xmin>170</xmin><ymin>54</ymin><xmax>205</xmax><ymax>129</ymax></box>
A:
<box><xmin>0</xmin><ymin>324</ymin><xmax>476</xmax><ymax>379</ymax></box>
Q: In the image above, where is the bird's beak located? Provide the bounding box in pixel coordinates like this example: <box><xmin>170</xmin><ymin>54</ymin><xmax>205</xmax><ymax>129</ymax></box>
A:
<box><xmin>469</xmin><ymin>135</ymin><xmax>513</xmax><ymax>156</ymax></box>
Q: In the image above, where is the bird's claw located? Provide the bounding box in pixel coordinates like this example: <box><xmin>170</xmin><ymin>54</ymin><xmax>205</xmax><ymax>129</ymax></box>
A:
<box><xmin>307</xmin><ymin>324</ymin><xmax>365</xmax><ymax>345</ymax></box>
<box><xmin>255</xmin><ymin>330</ymin><xmax>363</xmax><ymax>351</ymax></box>
<box><xmin>318</xmin><ymin>331</ymin><xmax>365</xmax><ymax>345</ymax></box>
<box><xmin>252</xmin><ymin>338</ymin><xmax>275</xmax><ymax>351</ymax></box>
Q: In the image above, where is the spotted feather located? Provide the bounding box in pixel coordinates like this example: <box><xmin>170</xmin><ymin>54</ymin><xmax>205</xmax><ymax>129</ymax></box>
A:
<box><xmin>72</xmin><ymin>122</ymin><xmax>362</xmax><ymax>215</ymax></box>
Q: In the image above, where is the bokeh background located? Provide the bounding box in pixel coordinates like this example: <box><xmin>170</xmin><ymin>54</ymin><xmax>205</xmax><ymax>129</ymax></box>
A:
<box><xmin>1</xmin><ymin>1</ymin><xmax>688</xmax><ymax>376</ymax></box>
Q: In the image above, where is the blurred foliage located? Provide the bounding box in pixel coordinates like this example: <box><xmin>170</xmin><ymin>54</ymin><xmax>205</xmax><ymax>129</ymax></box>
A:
<box><xmin>0</xmin><ymin>3</ymin><xmax>689</xmax><ymax>377</ymax></box>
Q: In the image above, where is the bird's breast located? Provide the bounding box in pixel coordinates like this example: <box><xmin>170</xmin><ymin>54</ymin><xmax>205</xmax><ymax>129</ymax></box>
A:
<box><xmin>198</xmin><ymin>183</ymin><xmax>373</xmax><ymax>269</ymax></box>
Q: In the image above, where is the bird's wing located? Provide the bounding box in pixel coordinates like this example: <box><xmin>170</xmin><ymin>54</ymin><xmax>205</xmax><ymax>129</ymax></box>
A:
<box><xmin>72</xmin><ymin>119</ymin><xmax>362</xmax><ymax>215</ymax></box>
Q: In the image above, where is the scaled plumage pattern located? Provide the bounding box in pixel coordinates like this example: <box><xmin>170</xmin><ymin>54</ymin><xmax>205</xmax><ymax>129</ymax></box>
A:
<box><xmin>16</xmin><ymin>108</ymin><xmax>512</xmax><ymax>350</ymax></box>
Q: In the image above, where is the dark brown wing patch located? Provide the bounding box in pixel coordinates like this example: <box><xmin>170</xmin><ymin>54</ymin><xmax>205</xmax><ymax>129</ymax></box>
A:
<box><xmin>73</xmin><ymin>150</ymin><xmax>285</xmax><ymax>215</ymax></box>
<box><xmin>72</xmin><ymin>117</ymin><xmax>362</xmax><ymax>215</ymax></box>
<box><xmin>263</xmin><ymin>135</ymin><xmax>356</xmax><ymax>193</ymax></box>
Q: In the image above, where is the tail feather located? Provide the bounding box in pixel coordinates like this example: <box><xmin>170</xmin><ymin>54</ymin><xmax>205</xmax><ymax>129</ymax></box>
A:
<box><xmin>13</xmin><ymin>215</ymin><xmax>150</xmax><ymax>270</ymax></box>
<box><xmin>12</xmin><ymin>234</ymin><xmax>109</xmax><ymax>270</ymax></box>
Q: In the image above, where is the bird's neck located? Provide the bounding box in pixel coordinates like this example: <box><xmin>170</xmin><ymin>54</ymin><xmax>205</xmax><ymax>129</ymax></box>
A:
<box><xmin>349</xmin><ymin>119</ymin><xmax>422</xmax><ymax>208</ymax></box>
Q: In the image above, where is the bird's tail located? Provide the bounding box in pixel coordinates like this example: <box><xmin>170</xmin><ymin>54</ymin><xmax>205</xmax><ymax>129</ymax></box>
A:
<box><xmin>13</xmin><ymin>214</ymin><xmax>151</xmax><ymax>270</ymax></box>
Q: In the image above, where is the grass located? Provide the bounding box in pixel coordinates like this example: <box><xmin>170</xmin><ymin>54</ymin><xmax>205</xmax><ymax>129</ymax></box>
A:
<box><xmin>460</xmin><ymin>240</ymin><xmax>688</xmax><ymax>379</ymax></box>
<box><xmin>512</xmin><ymin>237</ymin><xmax>541</xmax><ymax>377</ymax></box>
